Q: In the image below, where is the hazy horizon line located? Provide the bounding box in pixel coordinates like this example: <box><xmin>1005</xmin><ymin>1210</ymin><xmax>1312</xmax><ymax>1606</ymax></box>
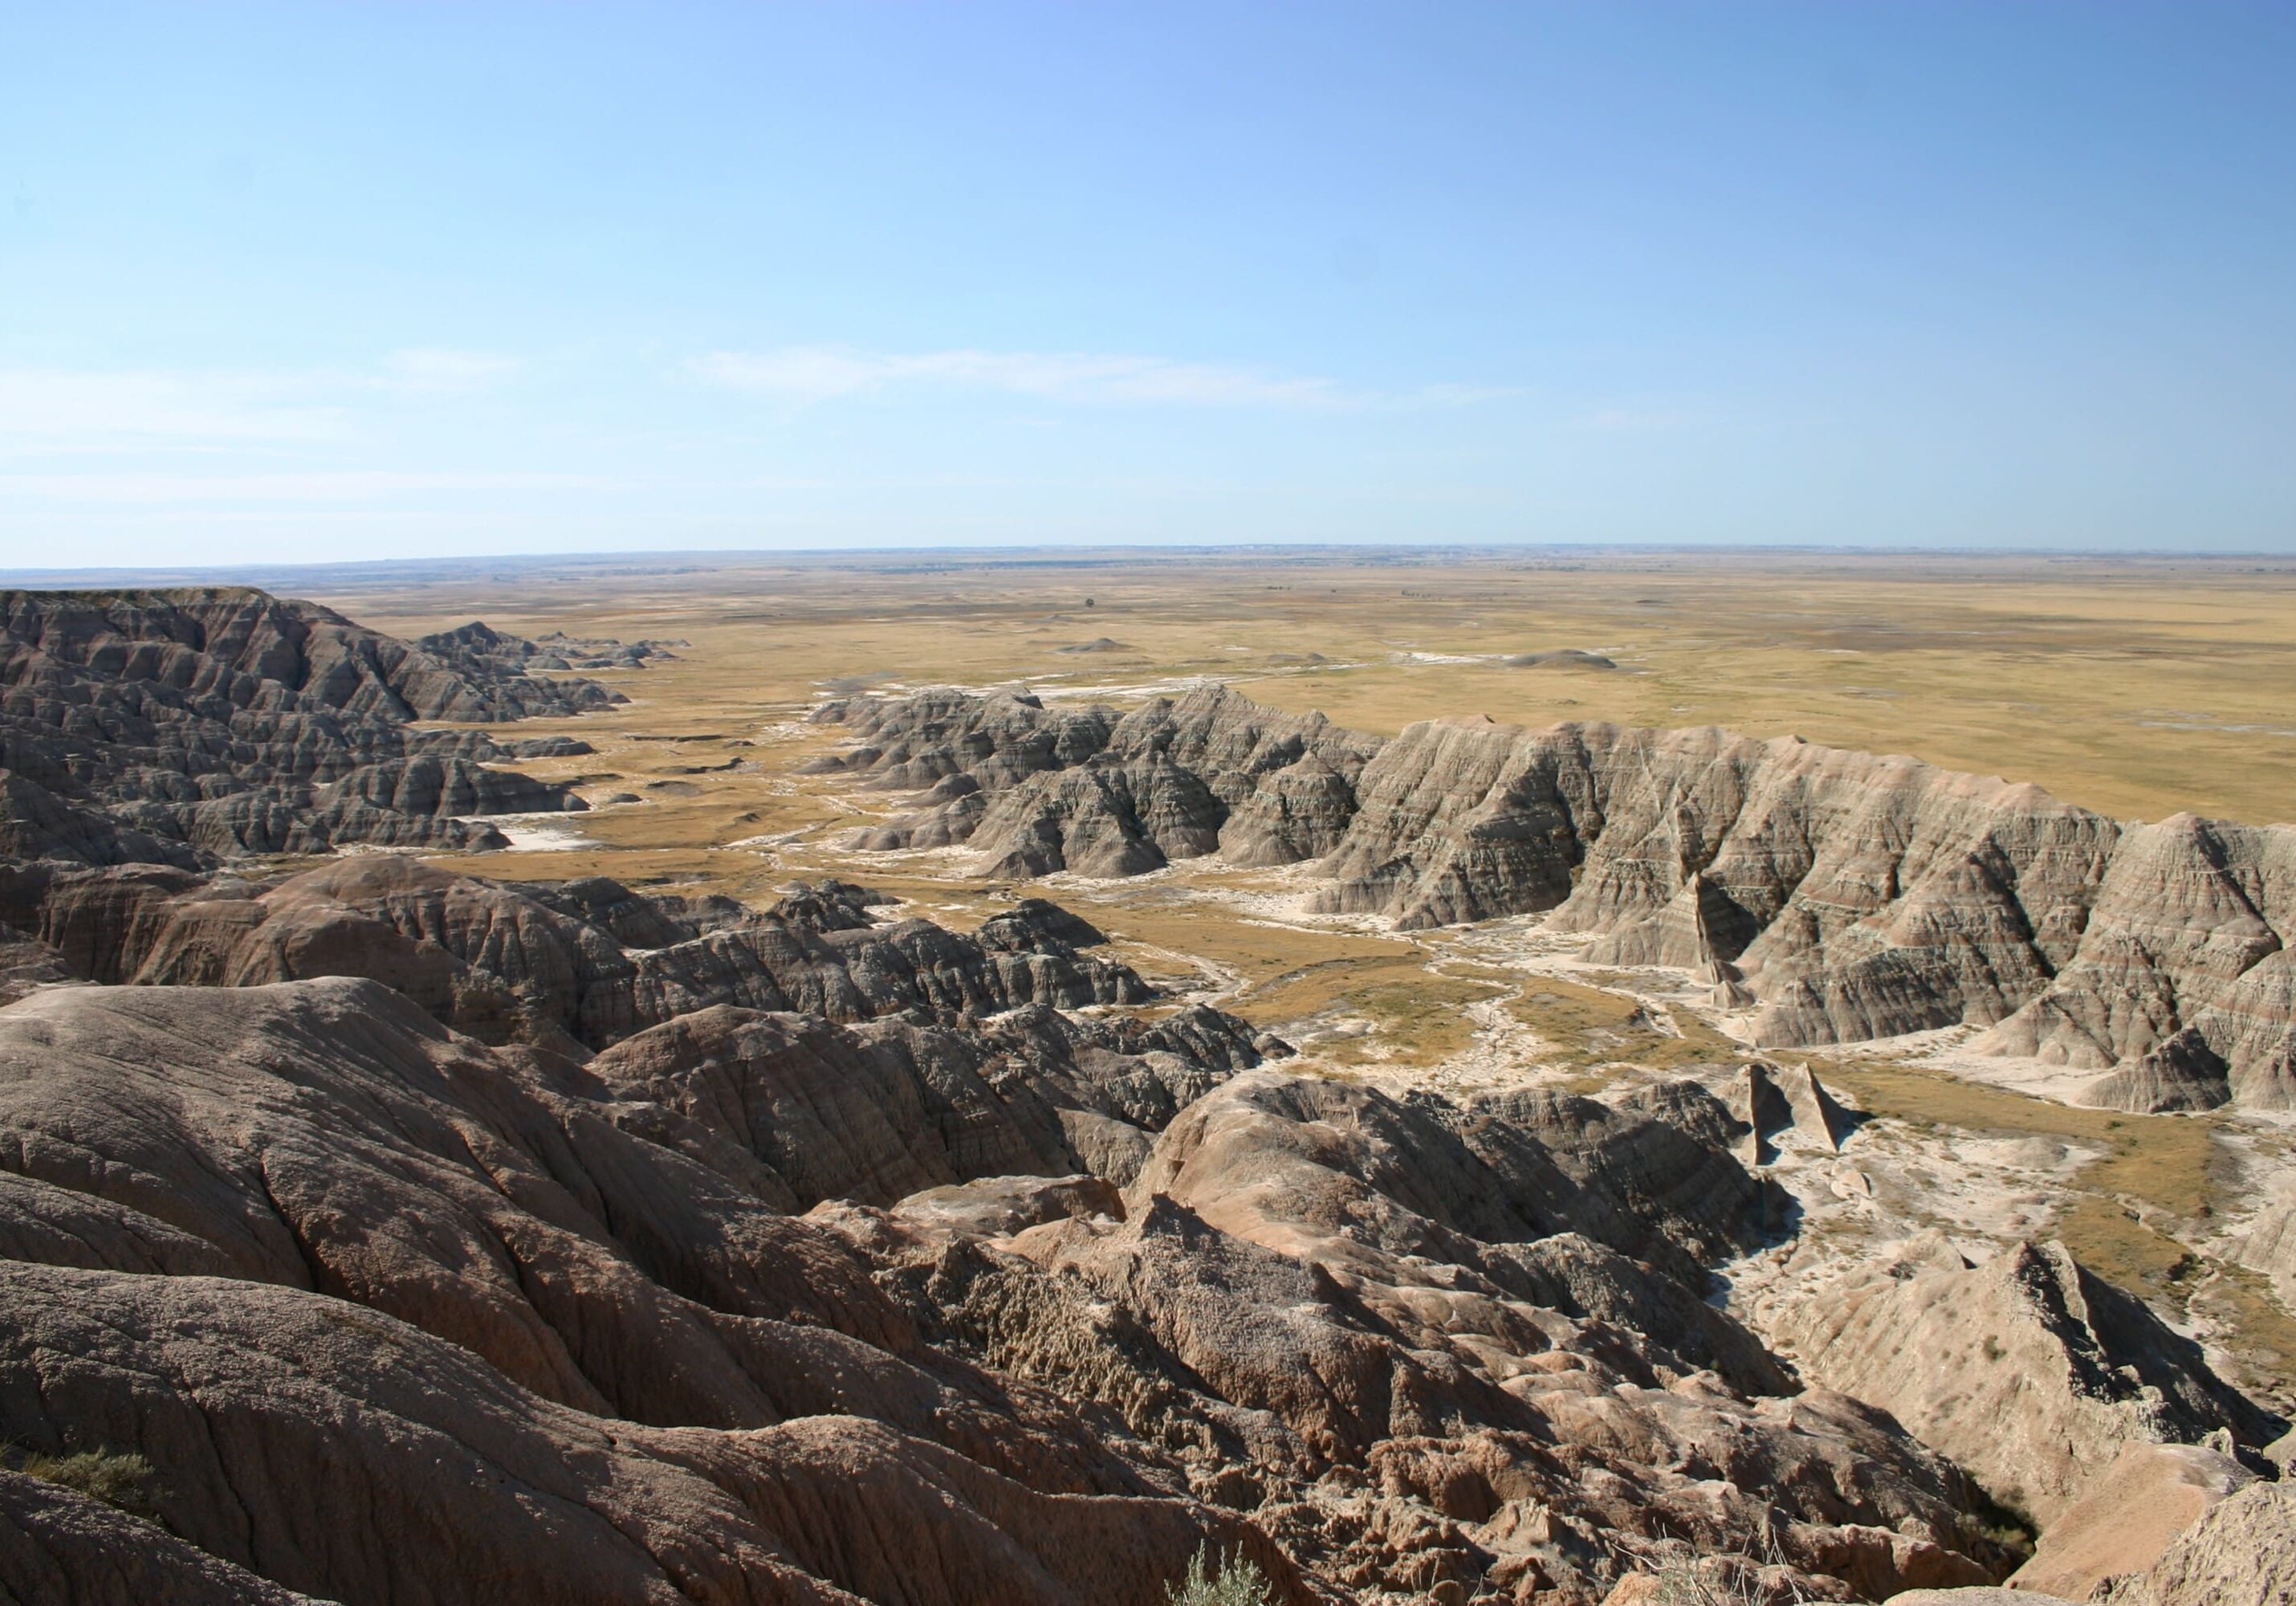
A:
<box><xmin>8</xmin><ymin>537</ymin><xmax>2296</xmax><ymax>591</ymax></box>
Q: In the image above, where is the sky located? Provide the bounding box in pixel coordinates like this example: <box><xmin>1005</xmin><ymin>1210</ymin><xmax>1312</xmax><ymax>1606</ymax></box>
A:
<box><xmin>3</xmin><ymin>2</ymin><xmax>2294</xmax><ymax>567</ymax></box>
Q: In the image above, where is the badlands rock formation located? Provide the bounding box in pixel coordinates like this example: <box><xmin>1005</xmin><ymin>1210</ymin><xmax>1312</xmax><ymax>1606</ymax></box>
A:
<box><xmin>1778</xmin><ymin>1233</ymin><xmax>2284</xmax><ymax>1525</ymax></box>
<box><xmin>0</xmin><ymin>971</ymin><xmax>2038</xmax><ymax>1604</ymax></box>
<box><xmin>1907</xmin><ymin>1479</ymin><xmax>2296</xmax><ymax>1606</ymax></box>
<box><xmin>0</xmin><ymin>857</ymin><xmax>1181</xmax><ymax>1054</ymax></box>
<box><xmin>0</xmin><ymin>588</ymin><xmax>605</xmax><ymax>864</ymax></box>
<box><xmin>2119</xmin><ymin>1481</ymin><xmax>2296</xmax><ymax>1606</ymax></box>
<box><xmin>412</xmin><ymin>618</ymin><xmax>680</xmax><ymax>680</ymax></box>
<box><xmin>816</xmin><ymin>684</ymin><xmax>2296</xmax><ymax>1109</ymax></box>
<box><xmin>2005</xmin><ymin>1441</ymin><xmax>2256</xmax><ymax>1600</ymax></box>
<box><xmin>0</xmin><ymin>603</ymin><xmax>2282</xmax><ymax>1603</ymax></box>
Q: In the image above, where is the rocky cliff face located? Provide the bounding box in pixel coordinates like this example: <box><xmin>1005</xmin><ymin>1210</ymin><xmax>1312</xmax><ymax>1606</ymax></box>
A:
<box><xmin>816</xmin><ymin>686</ymin><xmax>2296</xmax><ymax>1109</ymax></box>
<box><xmin>0</xmin><ymin>882</ymin><xmax>2273</xmax><ymax>1599</ymax></box>
<box><xmin>0</xmin><ymin>974</ymin><xmax>2033</xmax><ymax>1604</ymax></box>
<box><xmin>816</xmin><ymin>682</ymin><xmax>1378</xmax><ymax>877</ymax></box>
<box><xmin>0</xmin><ymin>588</ymin><xmax>608</xmax><ymax>864</ymax></box>
<box><xmin>0</xmin><ymin>857</ymin><xmax>1183</xmax><ymax>1054</ymax></box>
<box><xmin>1777</xmin><ymin>1232</ymin><xmax>2285</xmax><ymax>1526</ymax></box>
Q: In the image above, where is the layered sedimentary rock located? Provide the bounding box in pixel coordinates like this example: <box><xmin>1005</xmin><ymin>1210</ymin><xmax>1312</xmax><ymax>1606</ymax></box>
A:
<box><xmin>0</xmin><ymin>978</ymin><xmax>1301</xmax><ymax>1606</ymax></box>
<box><xmin>587</xmin><ymin>998</ymin><xmax>1264</xmax><ymax>1202</ymax></box>
<box><xmin>816</xmin><ymin>683</ymin><xmax>1378</xmax><ymax>876</ymax></box>
<box><xmin>1777</xmin><ymin>1233</ymin><xmax>2285</xmax><ymax>1525</ymax></box>
<box><xmin>1728</xmin><ymin>1062</ymin><xmax>1854</xmax><ymax>1164</ymax></box>
<box><xmin>0</xmin><ymin>856</ymin><xmax>1172</xmax><ymax>1053</ymax></box>
<box><xmin>2070</xmin><ymin>1027</ymin><xmax>2232</xmax><ymax>1114</ymax></box>
<box><xmin>839</xmin><ymin>1070</ymin><xmax>2015</xmax><ymax>1600</ymax></box>
<box><xmin>816</xmin><ymin>685</ymin><xmax>2296</xmax><ymax>1108</ymax></box>
<box><xmin>413</xmin><ymin>618</ymin><xmax>678</xmax><ymax>683</ymax></box>
<box><xmin>0</xmin><ymin>587</ymin><xmax>606</xmax><ymax>863</ymax></box>
<box><xmin>0</xmin><ymin>971</ymin><xmax>2046</xmax><ymax>1604</ymax></box>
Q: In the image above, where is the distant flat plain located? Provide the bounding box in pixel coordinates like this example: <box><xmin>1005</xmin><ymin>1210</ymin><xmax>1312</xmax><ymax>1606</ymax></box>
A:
<box><xmin>316</xmin><ymin>544</ymin><xmax>2296</xmax><ymax>826</ymax></box>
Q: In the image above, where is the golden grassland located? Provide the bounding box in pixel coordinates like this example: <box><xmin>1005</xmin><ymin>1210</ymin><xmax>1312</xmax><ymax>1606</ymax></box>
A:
<box><xmin>345</xmin><ymin>547</ymin><xmax>2296</xmax><ymax>827</ymax></box>
<box><xmin>324</xmin><ymin>547</ymin><xmax>2296</xmax><ymax>1407</ymax></box>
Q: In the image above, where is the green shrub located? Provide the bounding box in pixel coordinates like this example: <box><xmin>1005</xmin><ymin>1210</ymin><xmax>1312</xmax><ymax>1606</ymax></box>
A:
<box><xmin>16</xmin><ymin>1446</ymin><xmax>158</xmax><ymax>1518</ymax></box>
<box><xmin>1166</xmin><ymin>1544</ymin><xmax>1276</xmax><ymax>1606</ymax></box>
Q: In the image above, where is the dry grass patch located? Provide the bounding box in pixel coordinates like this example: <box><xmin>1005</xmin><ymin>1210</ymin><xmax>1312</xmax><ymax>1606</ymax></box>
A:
<box><xmin>1506</xmin><ymin>975</ymin><xmax>1739</xmax><ymax>1073</ymax></box>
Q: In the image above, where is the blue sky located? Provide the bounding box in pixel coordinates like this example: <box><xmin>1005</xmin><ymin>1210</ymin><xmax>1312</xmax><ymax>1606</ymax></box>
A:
<box><xmin>4</xmin><ymin>2</ymin><xmax>2293</xmax><ymax>565</ymax></box>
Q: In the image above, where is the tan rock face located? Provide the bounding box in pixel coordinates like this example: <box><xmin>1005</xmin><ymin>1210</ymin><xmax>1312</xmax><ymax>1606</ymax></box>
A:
<box><xmin>0</xmin><ymin>587</ymin><xmax>609</xmax><ymax>864</ymax></box>
<box><xmin>1777</xmin><ymin>1234</ymin><xmax>2284</xmax><ymax>1526</ymax></box>
<box><xmin>2120</xmin><ymin>1481</ymin><xmax>2296</xmax><ymax>1606</ymax></box>
<box><xmin>2006</xmin><ymin>1441</ymin><xmax>2254</xmax><ymax>1601</ymax></box>
<box><xmin>820</xmin><ymin>686</ymin><xmax>2296</xmax><ymax>1108</ymax></box>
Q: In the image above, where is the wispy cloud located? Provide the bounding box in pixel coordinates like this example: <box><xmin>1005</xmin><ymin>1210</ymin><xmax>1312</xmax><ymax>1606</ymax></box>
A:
<box><xmin>382</xmin><ymin>348</ymin><xmax>523</xmax><ymax>392</ymax></box>
<box><xmin>0</xmin><ymin>350</ymin><xmax>527</xmax><ymax>458</ymax></box>
<box><xmin>688</xmin><ymin>346</ymin><xmax>1516</xmax><ymax>411</ymax></box>
<box><xmin>2</xmin><ymin>471</ymin><xmax>621</xmax><ymax>503</ymax></box>
<box><xmin>0</xmin><ymin>368</ymin><xmax>352</xmax><ymax>450</ymax></box>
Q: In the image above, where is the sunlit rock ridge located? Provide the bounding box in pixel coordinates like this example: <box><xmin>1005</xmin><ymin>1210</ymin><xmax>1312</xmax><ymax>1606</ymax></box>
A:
<box><xmin>817</xmin><ymin>682</ymin><xmax>2296</xmax><ymax>1111</ymax></box>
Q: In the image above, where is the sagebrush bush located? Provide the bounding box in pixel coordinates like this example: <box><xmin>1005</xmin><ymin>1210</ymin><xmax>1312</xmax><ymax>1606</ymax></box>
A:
<box><xmin>1166</xmin><ymin>1544</ymin><xmax>1276</xmax><ymax>1606</ymax></box>
<box><xmin>16</xmin><ymin>1446</ymin><xmax>158</xmax><ymax>1518</ymax></box>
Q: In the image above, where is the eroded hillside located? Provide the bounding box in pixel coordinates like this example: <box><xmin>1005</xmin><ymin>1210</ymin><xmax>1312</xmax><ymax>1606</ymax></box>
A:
<box><xmin>2</xmin><ymin>558</ymin><xmax>2293</xmax><ymax>1605</ymax></box>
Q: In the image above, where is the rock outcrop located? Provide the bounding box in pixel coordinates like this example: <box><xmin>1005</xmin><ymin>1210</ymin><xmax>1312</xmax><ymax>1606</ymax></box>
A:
<box><xmin>0</xmin><ymin>856</ymin><xmax>1176</xmax><ymax>1052</ymax></box>
<box><xmin>413</xmin><ymin>618</ymin><xmax>678</xmax><ymax>686</ymax></box>
<box><xmin>2118</xmin><ymin>1481</ymin><xmax>2296</xmax><ymax>1606</ymax></box>
<box><xmin>832</xmin><ymin>1070</ymin><xmax>2013</xmax><ymax>1601</ymax></box>
<box><xmin>2070</xmin><ymin>1028</ymin><xmax>2232</xmax><ymax>1114</ymax></box>
<box><xmin>1728</xmin><ymin>1061</ymin><xmax>1855</xmax><ymax>1164</ymax></box>
<box><xmin>2238</xmin><ymin>1185</ymin><xmax>2296</xmax><ymax>1308</ymax></box>
<box><xmin>1777</xmin><ymin>1233</ymin><xmax>2286</xmax><ymax>1525</ymax></box>
<box><xmin>0</xmin><ymin>978</ymin><xmax>1306</xmax><ymax>1606</ymax></box>
<box><xmin>0</xmin><ymin>1465</ymin><xmax>328</xmax><ymax>1606</ymax></box>
<box><xmin>1</xmin><ymin>587</ymin><xmax>605</xmax><ymax>864</ymax></box>
<box><xmin>2005</xmin><ymin>1441</ymin><xmax>2256</xmax><ymax>1601</ymax></box>
<box><xmin>815</xmin><ymin>685</ymin><xmax>2296</xmax><ymax>1109</ymax></box>
<box><xmin>587</xmin><ymin>999</ymin><xmax>1262</xmax><ymax>1201</ymax></box>
<box><xmin>816</xmin><ymin>683</ymin><xmax>1378</xmax><ymax>878</ymax></box>
<box><xmin>0</xmin><ymin>969</ymin><xmax>2030</xmax><ymax>1603</ymax></box>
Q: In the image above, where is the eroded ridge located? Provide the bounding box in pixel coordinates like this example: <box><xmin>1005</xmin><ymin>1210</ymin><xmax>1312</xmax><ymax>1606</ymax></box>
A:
<box><xmin>0</xmin><ymin>587</ymin><xmax>616</xmax><ymax>863</ymax></box>
<box><xmin>816</xmin><ymin>683</ymin><xmax>2296</xmax><ymax>1109</ymax></box>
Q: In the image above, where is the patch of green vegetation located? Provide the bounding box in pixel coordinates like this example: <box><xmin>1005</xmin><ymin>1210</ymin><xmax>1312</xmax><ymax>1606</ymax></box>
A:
<box><xmin>2187</xmin><ymin>1266</ymin><xmax>2296</xmax><ymax>1417</ymax></box>
<box><xmin>1166</xmin><ymin>1547</ymin><xmax>1276</xmax><ymax>1606</ymax></box>
<box><xmin>1243</xmin><ymin>954</ymin><xmax>1504</xmax><ymax>1066</ymax></box>
<box><xmin>9</xmin><ymin>1444</ymin><xmax>158</xmax><ymax>1518</ymax></box>
<box><xmin>1506</xmin><ymin>976</ymin><xmax>1739</xmax><ymax>1074</ymax></box>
